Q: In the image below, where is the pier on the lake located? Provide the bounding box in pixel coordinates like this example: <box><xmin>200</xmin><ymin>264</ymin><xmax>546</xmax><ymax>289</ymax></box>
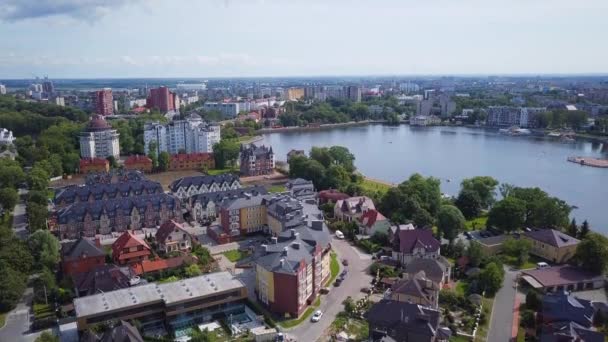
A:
<box><xmin>567</xmin><ymin>156</ymin><xmax>608</xmax><ymax>168</ymax></box>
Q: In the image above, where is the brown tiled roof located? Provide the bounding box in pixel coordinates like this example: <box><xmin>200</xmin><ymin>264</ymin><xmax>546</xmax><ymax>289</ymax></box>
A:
<box><xmin>523</xmin><ymin>265</ymin><xmax>603</xmax><ymax>288</ymax></box>
<box><xmin>130</xmin><ymin>256</ymin><xmax>193</xmax><ymax>275</ymax></box>
<box><xmin>396</xmin><ymin>229</ymin><xmax>440</xmax><ymax>254</ymax></box>
<box><xmin>524</xmin><ymin>229</ymin><xmax>580</xmax><ymax>248</ymax></box>
<box><xmin>112</xmin><ymin>231</ymin><xmax>151</xmax><ymax>260</ymax></box>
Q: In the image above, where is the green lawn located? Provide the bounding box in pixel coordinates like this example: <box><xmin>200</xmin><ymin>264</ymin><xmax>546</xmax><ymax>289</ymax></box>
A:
<box><xmin>455</xmin><ymin>281</ymin><xmax>469</xmax><ymax>296</ymax></box>
<box><xmin>517</xmin><ymin>327</ymin><xmax>525</xmax><ymax>342</ymax></box>
<box><xmin>474</xmin><ymin>297</ymin><xmax>494</xmax><ymax>342</ymax></box>
<box><xmin>325</xmin><ymin>252</ymin><xmax>340</xmax><ymax>287</ymax></box>
<box><xmin>360</xmin><ymin>178</ymin><xmax>392</xmax><ymax>195</ymax></box>
<box><xmin>33</xmin><ymin>303</ymin><xmax>54</xmax><ymax>320</ymax></box>
<box><xmin>450</xmin><ymin>336</ymin><xmax>472</xmax><ymax>342</ymax></box>
<box><xmin>279</xmin><ymin>297</ymin><xmax>321</xmax><ymax>328</ymax></box>
<box><xmin>222</xmin><ymin>249</ymin><xmax>246</xmax><ymax>262</ymax></box>
<box><xmin>157</xmin><ymin>276</ymin><xmax>180</xmax><ymax>284</ymax></box>
<box><xmin>267</xmin><ymin>184</ymin><xmax>286</xmax><ymax>193</ymax></box>
<box><xmin>206</xmin><ymin>168</ymin><xmax>237</xmax><ymax>176</ymax></box>
<box><xmin>465</xmin><ymin>215</ymin><xmax>488</xmax><ymax>231</ymax></box>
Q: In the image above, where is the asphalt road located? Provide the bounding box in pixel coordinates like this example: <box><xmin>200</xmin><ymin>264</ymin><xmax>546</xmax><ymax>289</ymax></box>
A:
<box><xmin>286</xmin><ymin>237</ymin><xmax>373</xmax><ymax>342</ymax></box>
<box><xmin>0</xmin><ymin>288</ymin><xmax>49</xmax><ymax>342</ymax></box>
<box><xmin>487</xmin><ymin>267</ymin><xmax>519</xmax><ymax>342</ymax></box>
<box><xmin>12</xmin><ymin>189</ymin><xmax>29</xmax><ymax>240</ymax></box>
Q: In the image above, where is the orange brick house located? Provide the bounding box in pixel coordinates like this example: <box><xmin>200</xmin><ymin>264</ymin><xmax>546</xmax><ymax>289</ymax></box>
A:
<box><xmin>124</xmin><ymin>155</ymin><xmax>153</xmax><ymax>173</ymax></box>
<box><xmin>79</xmin><ymin>158</ymin><xmax>109</xmax><ymax>174</ymax></box>
<box><xmin>111</xmin><ymin>231</ymin><xmax>152</xmax><ymax>265</ymax></box>
<box><xmin>169</xmin><ymin>153</ymin><xmax>215</xmax><ymax>171</ymax></box>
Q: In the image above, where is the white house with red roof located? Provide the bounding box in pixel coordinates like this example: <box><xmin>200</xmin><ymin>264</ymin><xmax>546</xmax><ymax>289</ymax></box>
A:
<box><xmin>112</xmin><ymin>230</ymin><xmax>152</xmax><ymax>265</ymax></box>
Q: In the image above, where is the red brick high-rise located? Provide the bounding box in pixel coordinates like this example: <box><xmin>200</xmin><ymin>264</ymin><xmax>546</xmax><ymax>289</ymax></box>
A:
<box><xmin>146</xmin><ymin>86</ymin><xmax>177</xmax><ymax>113</ymax></box>
<box><xmin>94</xmin><ymin>88</ymin><xmax>114</xmax><ymax>116</ymax></box>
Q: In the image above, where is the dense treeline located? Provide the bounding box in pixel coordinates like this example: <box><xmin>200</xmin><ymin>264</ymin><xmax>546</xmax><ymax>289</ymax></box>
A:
<box><xmin>110</xmin><ymin>112</ymin><xmax>167</xmax><ymax>155</ymax></box>
<box><xmin>535</xmin><ymin>110</ymin><xmax>589</xmax><ymax>130</ymax></box>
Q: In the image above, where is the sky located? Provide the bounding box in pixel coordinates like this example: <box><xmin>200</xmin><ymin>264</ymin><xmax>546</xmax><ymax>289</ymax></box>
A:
<box><xmin>1</xmin><ymin>0</ymin><xmax>607</xmax><ymax>79</ymax></box>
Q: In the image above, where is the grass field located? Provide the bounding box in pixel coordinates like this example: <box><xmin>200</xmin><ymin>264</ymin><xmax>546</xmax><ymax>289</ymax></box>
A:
<box><xmin>267</xmin><ymin>184</ymin><xmax>286</xmax><ymax>193</ymax></box>
<box><xmin>465</xmin><ymin>215</ymin><xmax>488</xmax><ymax>231</ymax></box>
<box><xmin>360</xmin><ymin>178</ymin><xmax>393</xmax><ymax>195</ymax></box>
<box><xmin>222</xmin><ymin>250</ymin><xmax>246</xmax><ymax>262</ymax></box>
<box><xmin>474</xmin><ymin>297</ymin><xmax>494</xmax><ymax>342</ymax></box>
<box><xmin>455</xmin><ymin>281</ymin><xmax>469</xmax><ymax>296</ymax></box>
<box><xmin>33</xmin><ymin>303</ymin><xmax>54</xmax><ymax>320</ymax></box>
<box><xmin>325</xmin><ymin>252</ymin><xmax>340</xmax><ymax>287</ymax></box>
<box><xmin>279</xmin><ymin>297</ymin><xmax>321</xmax><ymax>328</ymax></box>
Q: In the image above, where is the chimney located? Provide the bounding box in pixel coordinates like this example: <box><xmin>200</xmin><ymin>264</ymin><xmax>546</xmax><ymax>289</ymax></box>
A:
<box><xmin>271</xmin><ymin>237</ymin><xmax>278</xmax><ymax>244</ymax></box>
<box><xmin>290</xmin><ymin>229</ymin><xmax>296</xmax><ymax>237</ymax></box>
<box><xmin>279</xmin><ymin>258</ymin><xmax>285</xmax><ymax>267</ymax></box>
<box><xmin>261</xmin><ymin>244</ymin><xmax>268</xmax><ymax>255</ymax></box>
<box><xmin>282</xmin><ymin>246</ymin><xmax>288</xmax><ymax>256</ymax></box>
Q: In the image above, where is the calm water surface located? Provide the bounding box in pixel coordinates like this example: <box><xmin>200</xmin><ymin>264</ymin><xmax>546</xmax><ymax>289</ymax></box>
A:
<box><xmin>261</xmin><ymin>124</ymin><xmax>608</xmax><ymax>232</ymax></box>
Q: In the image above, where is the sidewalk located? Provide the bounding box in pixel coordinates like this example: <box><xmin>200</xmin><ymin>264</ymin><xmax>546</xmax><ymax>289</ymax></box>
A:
<box><xmin>512</xmin><ymin>296</ymin><xmax>521</xmax><ymax>340</ymax></box>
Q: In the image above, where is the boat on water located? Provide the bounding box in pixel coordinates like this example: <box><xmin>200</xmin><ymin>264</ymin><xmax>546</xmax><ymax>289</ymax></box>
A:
<box><xmin>499</xmin><ymin>126</ymin><xmax>531</xmax><ymax>136</ymax></box>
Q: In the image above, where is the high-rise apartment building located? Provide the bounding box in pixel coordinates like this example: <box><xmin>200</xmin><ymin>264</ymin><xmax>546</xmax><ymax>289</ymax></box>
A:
<box><xmin>94</xmin><ymin>88</ymin><xmax>114</xmax><ymax>116</ymax></box>
<box><xmin>0</xmin><ymin>84</ymin><xmax>6</xmax><ymax>95</ymax></box>
<box><xmin>42</xmin><ymin>77</ymin><xmax>54</xmax><ymax>94</ymax></box>
<box><xmin>147</xmin><ymin>86</ymin><xmax>178</xmax><ymax>113</ymax></box>
<box><xmin>79</xmin><ymin>115</ymin><xmax>120</xmax><ymax>159</ymax></box>
<box><xmin>345</xmin><ymin>85</ymin><xmax>362</xmax><ymax>102</ymax></box>
<box><xmin>143</xmin><ymin>113</ymin><xmax>220</xmax><ymax>155</ymax></box>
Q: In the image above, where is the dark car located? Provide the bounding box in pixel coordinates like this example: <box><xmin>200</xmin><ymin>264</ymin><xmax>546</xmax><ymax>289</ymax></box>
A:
<box><xmin>334</xmin><ymin>279</ymin><xmax>342</xmax><ymax>287</ymax></box>
<box><xmin>342</xmin><ymin>259</ymin><xmax>349</xmax><ymax>266</ymax></box>
<box><xmin>340</xmin><ymin>270</ymin><xmax>348</xmax><ymax>279</ymax></box>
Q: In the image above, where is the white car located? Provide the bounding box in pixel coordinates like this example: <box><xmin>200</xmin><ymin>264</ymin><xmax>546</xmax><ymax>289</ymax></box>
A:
<box><xmin>311</xmin><ymin>310</ymin><xmax>323</xmax><ymax>322</ymax></box>
<box><xmin>335</xmin><ymin>230</ymin><xmax>344</xmax><ymax>239</ymax></box>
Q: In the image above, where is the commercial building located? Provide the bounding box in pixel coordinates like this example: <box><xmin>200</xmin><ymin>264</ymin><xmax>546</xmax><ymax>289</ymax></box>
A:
<box><xmin>147</xmin><ymin>86</ymin><xmax>179</xmax><ymax>113</ymax></box>
<box><xmin>522</xmin><ymin>229</ymin><xmax>579</xmax><ymax>263</ymax></box>
<box><xmin>169</xmin><ymin>174</ymin><xmax>241</xmax><ymax>200</ymax></box>
<box><xmin>143</xmin><ymin>113</ymin><xmax>220</xmax><ymax>155</ymax></box>
<box><xmin>95</xmin><ymin>88</ymin><xmax>114</xmax><ymax>116</ymax></box>
<box><xmin>79</xmin><ymin>115</ymin><xmax>120</xmax><ymax>159</ymax></box>
<box><xmin>74</xmin><ymin>271</ymin><xmax>248</xmax><ymax>334</ymax></box>
<box><xmin>202</xmin><ymin>102</ymin><xmax>239</xmax><ymax>118</ymax></box>
<box><xmin>239</xmin><ymin>144</ymin><xmax>275</xmax><ymax>176</ymax></box>
<box><xmin>255</xmin><ymin>223</ymin><xmax>331</xmax><ymax>318</ymax></box>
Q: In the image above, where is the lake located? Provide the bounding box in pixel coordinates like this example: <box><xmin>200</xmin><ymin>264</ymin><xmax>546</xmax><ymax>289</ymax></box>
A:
<box><xmin>261</xmin><ymin>124</ymin><xmax>608</xmax><ymax>232</ymax></box>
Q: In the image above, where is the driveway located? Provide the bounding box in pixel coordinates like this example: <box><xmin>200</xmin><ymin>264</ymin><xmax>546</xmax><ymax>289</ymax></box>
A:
<box><xmin>12</xmin><ymin>189</ymin><xmax>29</xmax><ymax>240</ymax></box>
<box><xmin>286</xmin><ymin>238</ymin><xmax>373</xmax><ymax>342</ymax></box>
<box><xmin>487</xmin><ymin>267</ymin><xmax>519</xmax><ymax>342</ymax></box>
<box><xmin>0</xmin><ymin>287</ymin><xmax>50</xmax><ymax>342</ymax></box>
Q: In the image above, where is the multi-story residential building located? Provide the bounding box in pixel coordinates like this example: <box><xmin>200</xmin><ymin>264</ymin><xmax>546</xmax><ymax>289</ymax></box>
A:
<box><xmin>264</xmin><ymin>195</ymin><xmax>305</xmax><ymax>235</ymax></box>
<box><xmin>176</xmin><ymin>83</ymin><xmax>207</xmax><ymax>91</ymax></box>
<box><xmin>112</xmin><ymin>230</ymin><xmax>152</xmax><ymax>265</ymax></box>
<box><xmin>391</xmin><ymin>228</ymin><xmax>441</xmax><ymax>265</ymax></box>
<box><xmin>54</xmin><ymin>179</ymin><xmax>163</xmax><ymax>207</ymax></box>
<box><xmin>486</xmin><ymin>106</ymin><xmax>547</xmax><ymax>128</ymax></box>
<box><xmin>55</xmin><ymin>193</ymin><xmax>181</xmax><ymax>239</ymax></box>
<box><xmin>169</xmin><ymin>174</ymin><xmax>241</xmax><ymax>200</ymax></box>
<box><xmin>389</xmin><ymin>271</ymin><xmax>440</xmax><ymax>308</ymax></box>
<box><xmin>169</xmin><ymin>153</ymin><xmax>215</xmax><ymax>171</ymax></box>
<box><xmin>0</xmin><ymin>128</ymin><xmax>16</xmax><ymax>144</ymax></box>
<box><xmin>285</xmin><ymin>87</ymin><xmax>305</xmax><ymax>100</ymax></box>
<box><xmin>522</xmin><ymin>229</ymin><xmax>580</xmax><ymax>263</ymax></box>
<box><xmin>155</xmin><ymin>220</ymin><xmax>195</xmax><ymax>254</ymax></box>
<box><xmin>219</xmin><ymin>192</ymin><xmax>267</xmax><ymax>236</ymax></box>
<box><xmin>188</xmin><ymin>186</ymin><xmax>267</xmax><ymax>222</ymax></box>
<box><xmin>285</xmin><ymin>178</ymin><xmax>315</xmax><ymax>201</ymax></box>
<box><xmin>239</xmin><ymin>144</ymin><xmax>275</xmax><ymax>176</ymax></box>
<box><xmin>61</xmin><ymin>238</ymin><xmax>106</xmax><ymax>276</ymax></box>
<box><xmin>94</xmin><ymin>88</ymin><xmax>114</xmax><ymax>116</ymax></box>
<box><xmin>146</xmin><ymin>86</ymin><xmax>178</xmax><ymax>113</ymax></box>
<box><xmin>0</xmin><ymin>84</ymin><xmax>6</xmax><ymax>95</ymax></box>
<box><xmin>42</xmin><ymin>77</ymin><xmax>54</xmax><ymax>94</ymax></box>
<box><xmin>439</xmin><ymin>94</ymin><xmax>456</xmax><ymax>117</ymax></box>
<box><xmin>202</xmin><ymin>102</ymin><xmax>239</xmax><ymax>118</ymax></box>
<box><xmin>124</xmin><ymin>155</ymin><xmax>154</xmax><ymax>173</ymax></box>
<box><xmin>410</xmin><ymin>115</ymin><xmax>442</xmax><ymax>126</ymax></box>
<box><xmin>79</xmin><ymin>115</ymin><xmax>120</xmax><ymax>159</ymax></box>
<box><xmin>334</xmin><ymin>196</ymin><xmax>375</xmax><ymax>222</ymax></box>
<box><xmin>365</xmin><ymin>300</ymin><xmax>449</xmax><ymax>342</ymax></box>
<box><xmin>74</xmin><ymin>272</ymin><xmax>248</xmax><ymax>334</ymax></box>
<box><xmin>143</xmin><ymin>114</ymin><xmax>220</xmax><ymax>155</ymax></box>
<box><xmin>79</xmin><ymin>158</ymin><xmax>110</xmax><ymax>174</ymax></box>
<box><xmin>54</xmin><ymin>96</ymin><xmax>65</xmax><ymax>107</ymax></box>
<box><xmin>345</xmin><ymin>85</ymin><xmax>362</xmax><ymax>102</ymax></box>
<box><xmin>255</xmin><ymin>222</ymin><xmax>331</xmax><ymax>318</ymax></box>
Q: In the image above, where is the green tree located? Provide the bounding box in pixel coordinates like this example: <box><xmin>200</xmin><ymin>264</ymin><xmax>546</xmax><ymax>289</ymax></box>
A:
<box><xmin>190</xmin><ymin>327</ymin><xmax>211</xmax><ymax>342</ymax></box>
<box><xmin>325</xmin><ymin>164</ymin><xmax>351</xmax><ymax>189</ymax></box>
<box><xmin>486</xmin><ymin>197</ymin><xmax>526</xmax><ymax>232</ymax></box>
<box><xmin>455</xmin><ymin>189</ymin><xmax>483</xmax><ymax>219</ymax></box>
<box><xmin>467</xmin><ymin>241</ymin><xmax>484</xmax><ymax>267</ymax></box>
<box><xmin>27</xmin><ymin>202</ymin><xmax>48</xmax><ymax>232</ymax></box>
<box><xmin>567</xmin><ymin>218</ymin><xmax>579</xmax><ymax>238</ymax></box>
<box><xmin>0</xmin><ymin>187</ymin><xmax>19</xmax><ymax>211</ymax></box>
<box><xmin>212</xmin><ymin>140</ymin><xmax>240</xmax><ymax>169</ymax></box>
<box><xmin>460</xmin><ymin>176</ymin><xmax>498</xmax><ymax>208</ymax></box>
<box><xmin>379</xmin><ymin>174</ymin><xmax>441</xmax><ymax>225</ymax></box>
<box><xmin>184</xmin><ymin>263</ymin><xmax>202</xmax><ymax>277</ymax></box>
<box><xmin>579</xmin><ymin>220</ymin><xmax>590</xmax><ymax>239</ymax></box>
<box><xmin>478</xmin><ymin>262</ymin><xmax>504</xmax><ymax>295</ymax></box>
<box><xmin>28</xmin><ymin>166</ymin><xmax>50</xmax><ymax>191</ymax></box>
<box><xmin>520</xmin><ymin>310</ymin><xmax>536</xmax><ymax>329</ymax></box>
<box><xmin>106</xmin><ymin>156</ymin><xmax>118</xmax><ymax>169</ymax></box>
<box><xmin>328</xmin><ymin>146</ymin><xmax>356</xmax><ymax>172</ymax></box>
<box><xmin>28</xmin><ymin>230</ymin><xmax>60</xmax><ymax>269</ymax></box>
<box><xmin>525</xmin><ymin>290</ymin><xmax>541</xmax><ymax>311</ymax></box>
<box><xmin>27</xmin><ymin>190</ymin><xmax>49</xmax><ymax>205</ymax></box>
<box><xmin>437</xmin><ymin>205</ymin><xmax>466</xmax><ymax>243</ymax></box>
<box><xmin>310</xmin><ymin>147</ymin><xmax>333</xmax><ymax>168</ymax></box>
<box><xmin>502</xmin><ymin>237</ymin><xmax>532</xmax><ymax>266</ymax></box>
<box><xmin>574</xmin><ymin>233</ymin><xmax>608</xmax><ymax>274</ymax></box>
<box><xmin>158</xmin><ymin>151</ymin><xmax>170</xmax><ymax>172</ymax></box>
<box><xmin>509</xmin><ymin>187</ymin><xmax>570</xmax><ymax>229</ymax></box>
<box><xmin>34</xmin><ymin>331</ymin><xmax>60</xmax><ymax>342</ymax></box>
<box><xmin>0</xmin><ymin>158</ymin><xmax>25</xmax><ymax>188</ymax></box>
<box><xmin>0</xmin><ymin>261</ymin><xmax>27</xmax><ymax>311</ymax></box>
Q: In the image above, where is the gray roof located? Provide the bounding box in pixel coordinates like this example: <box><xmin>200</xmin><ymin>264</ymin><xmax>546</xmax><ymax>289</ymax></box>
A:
<box><xmin>524</xmin><ymin>229</ymin><xmax>580</xmax><ymax>248</ymax></box>
<box><xmin>74</xmin><ymin>271</ymin><xmax>244</xmax><ymax>318</ymax></box>
<box><xmin>190</xmin><ymin>186</ymin><xmax>268</xmax><ymax>207</ymax></box>
<box><xmin>264</xmin><ymin>194</ymin><xmax>305</xmax><ymax>228</ymax></box>
<box><xmin>404</xmin><ymin>258</ymin><xmax>448</xmax><ymax>284</ymax></box>
<box><xmin>62</xmin><ymin>238</ymin><xmax>105</xmax><ymax>261</ymax></box>
<box><xmin>366</xmin><ymin>300</ymin><xmax>440</xmax><ymax>340</ymax></box>
<box><xmin>55</xmin><ymin>180</ymin><xmax>163</xmax><ymax>205</ymax></box>
<box><xmin>221</xmin><ymin>192</ymin><xmax>266</xmax><ymax>210</ymax></box>
<box><xmin>169</xmin><ymin>174</ymin><xmax>240</xmax><ymax>192</ymax></box>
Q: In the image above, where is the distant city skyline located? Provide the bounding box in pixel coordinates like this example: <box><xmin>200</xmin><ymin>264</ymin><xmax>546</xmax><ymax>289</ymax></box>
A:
<box><xmin>1</xmin><ymin>0</ymin><xmax>607</xmax><ymax>78</ymax></box>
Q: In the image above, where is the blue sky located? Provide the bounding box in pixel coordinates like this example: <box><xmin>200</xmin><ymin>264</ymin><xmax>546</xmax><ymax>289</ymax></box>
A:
<box><xmin>1</xmin><ymin>0</ymin><xmax>607</xmax><ymax>78</ymax></box>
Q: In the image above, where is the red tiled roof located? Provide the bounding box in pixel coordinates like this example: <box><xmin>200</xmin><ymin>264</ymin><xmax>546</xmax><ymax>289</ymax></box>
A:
<box><xmin>124</xmin><ymin>155</ymin><xmax>152</xmax><ymax>165</ymax></box>
<box><xmin>112</xmin><ymin>231</ymin><xmax>151</xmax><ymax>259</ymax></box>
<box><xmin>359</xmin><ymin>209</ymin><xmax>387</xmax><ymax>228</ymax></box>
<box><xmin>318</xmin><ymin>189</ymin><xmax>349</xmax><ymax>201</ymax></box>
<box><xmin>130</xmin><ymin>256</ymin><xmax>191</xmax><ymax>275</ymax></box>
<box><xmin>170</xmin><ymin>153</ymin><xmax>214</xmax><ymax>163</ymax></box>
<box><xmin>80</xmin><ymin>158</ymin><xmax>108</xmax><ymax>167</ymax></box>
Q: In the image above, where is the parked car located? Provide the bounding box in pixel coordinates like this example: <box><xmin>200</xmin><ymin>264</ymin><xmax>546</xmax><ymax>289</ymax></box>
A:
<box><xmin>340</xmin><ymin>270</ymin><xmax>348</xmax><ymax>279</ymax></box>
<box><xmin>342</xmin><ymin>259</ymin><xmax>349</xmax><ymax>266</ymax></box>
<box><xmin>536</xmin><ymin>262</ymin><xmax>550</xmax><ymax>269</ymax></box>
<box><xmin>464</xmin><ymin>231</ymin><xmax>472</xmax><ymax>239</ymax></box>
<box><xmin>311</xmin><ymin>310</ymin><xmax>323</xmax><ymax>322</ymax></box>
<box><xmin>334</xmin><ymin>279</ymin><xmax>342</xmax><ymax>287</ymax></box>
<box><xmin>335</xmin><ymin>230</ymin><xmax>345</xmax><ymax>239</ymax></box>
<box><xmin>320</xmin><ymin>287</ymin><xmax>330</xmax><ymax>294</ymax></box>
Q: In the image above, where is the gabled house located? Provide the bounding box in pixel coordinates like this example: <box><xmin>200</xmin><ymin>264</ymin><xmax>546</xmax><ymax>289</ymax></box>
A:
<box><xmin>403</xmin><ymin>257</ymin><xmax>452</xmax><ymax>288</ymax></box>
<box><xmin>155</xmin><ymin>220</ymin><xmax>195</xmax><ymax>254</ymax></box>
<box><xmin>540</xmin><ymin>321</ymin><xmax>604</xmax><ymax>342</ymax></box>
<box><xmin>365</xmin><ymin>299</ymin><xmax>450</xmax><ymax>342</ymax></box>
<box><xmin>112</xmin><ymin>231</ymin><xmax>152</xmax><ymax>265</ymax></box>
<box><xmin>392</xmin><ymin>228</ymin><xmax>441</xmax><ymax>265</ymax></box>
<box><xmin>169</xmin><ymin>174</ymin><xmax>241</xmax><ymax>200</ymax></box>
<box><xmin>72</xmin><ymin>264</ymin><xmax>135</xmax><ymax>297</ymax></box>
<box><xmin>541</xmin><ymin>292</ymin><xmax>595</xmax><ymax>327</ymax></box>
<box><xmin>285</xmin><ymin>178</ymin><xmax>316</xmax><ymax>201</ymax></box>
<box><xmin>334</xmin><ymin>196</ymin><xmax>375</xmax><ymax>222</ymax></box>
<box><xmin>390</xmin><ymin>271</ymin><xmax>440</xmax><ymax>308</ymax></box>
<box><xmin>522</xmin><ymin>229</ymin><xmax>580</xmax><ymax>263</ymax></box>
<box><xmin>61</xmin><ymin>238</ymin><xmax>106</xmax><ymax>276</ymax></box>
<box><xmin>357</xmin><ymin>209</ymin><xmax>390</xmax><ymax>236</ymax></box>
<box><xmin>81</xmin><ymin>320</ymin><xmax>144</xmax><ymax>342</ymax></box>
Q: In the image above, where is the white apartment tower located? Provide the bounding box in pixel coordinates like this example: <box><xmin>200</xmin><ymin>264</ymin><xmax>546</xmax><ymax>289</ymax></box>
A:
<box><xmin>144</xmin><ymin>113</ymin><xmax>220</xmax><ymax>155</ymax></box>
<box><xmin>79</xmin><ymin>115</ymin><xmax>120</xmax><ymax>159</ymax></box>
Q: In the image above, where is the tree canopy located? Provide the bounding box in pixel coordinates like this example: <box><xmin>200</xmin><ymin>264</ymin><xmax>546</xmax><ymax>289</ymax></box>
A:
<box><xmin>486</xmin><ymin>197</ymin><xmax>526</xmax><ymax>232</ymax></box>
<box><xmin>436</xmin><ymin>205</ymin><xmax>466</xmax><ymax>242</ymax></box>
<box><xmin>574</xmin><ymin>233</ymin><xmax>608</xmax><ymax>274</ymax></box>
<box><xmin>379</xmin><ymin>174</ymin><xmax>441</xmax><ymax>227</ymax></box>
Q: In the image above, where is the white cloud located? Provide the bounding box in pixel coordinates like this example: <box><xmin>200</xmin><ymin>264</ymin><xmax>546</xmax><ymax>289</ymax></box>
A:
<box><xmin>0</xmin><ymin>0</ymin><xmax>141</xmax><ymax>22</ymax></box>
